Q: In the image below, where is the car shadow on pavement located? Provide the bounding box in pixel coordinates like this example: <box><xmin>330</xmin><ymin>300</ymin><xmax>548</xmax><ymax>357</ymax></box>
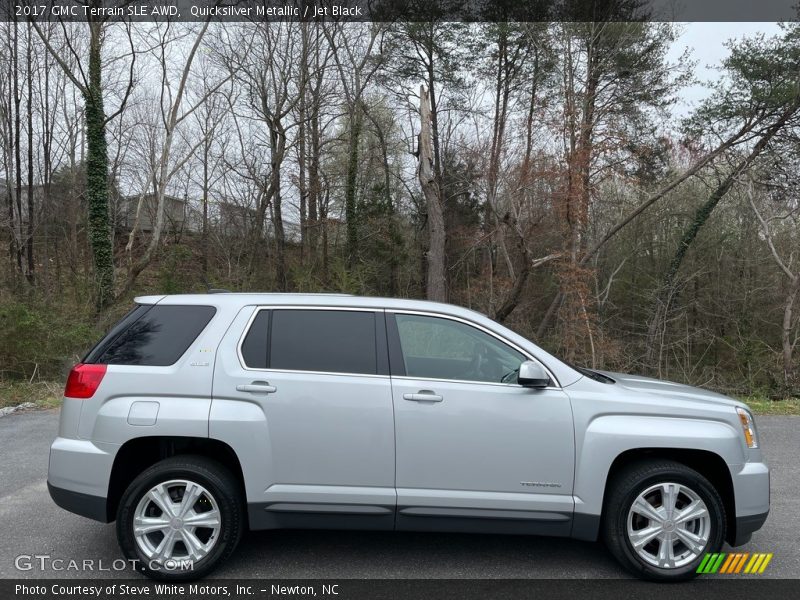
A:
<box><xmin>217</xmin><ymin>529</ymin><xmax>627</xmax><ymax>579</ymax></box>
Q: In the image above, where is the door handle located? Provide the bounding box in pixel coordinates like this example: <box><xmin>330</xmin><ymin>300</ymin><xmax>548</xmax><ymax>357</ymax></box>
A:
<box><xmin>403</xmin><ymin>391</ymin><xmax>443</xmax><ymax>402</ymax></box>
<box><xmin>236</xmin><ymin>382</ymin><xmax>277</xmax><ymax>394</ymax></box>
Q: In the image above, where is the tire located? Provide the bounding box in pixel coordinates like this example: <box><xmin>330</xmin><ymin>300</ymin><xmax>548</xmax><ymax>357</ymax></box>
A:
<box><xmin>116</xmin><ymin>455</ymin><xmax>244</xmax><ymax>581</ymax></box>
<box><xmin>602</xmin><ymin>460</ymin><xmax>726</xmax><ymax>581</ymax></box>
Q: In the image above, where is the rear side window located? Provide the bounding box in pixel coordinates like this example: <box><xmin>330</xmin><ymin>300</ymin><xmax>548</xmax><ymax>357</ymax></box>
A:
<box><xmin>269</xmin><ymin>309</ymin><xmax>377</xmax><ymax>375</ymax></box>
<box><xmin>85</xmin><ymin>305</ymin><xmax>216</xmax><ymax>366</ymax></box>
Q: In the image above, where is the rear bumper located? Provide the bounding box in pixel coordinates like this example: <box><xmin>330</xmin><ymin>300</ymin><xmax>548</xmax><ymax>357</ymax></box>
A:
<box><xmin>48</xmin><ymin>436</ymin><xmax>115</xmax><ymax>522</ymax></box>
<box><xmin>48</xmin><ymin>482</ymin><xmax>109</xmax><ymax>523</ymax></box>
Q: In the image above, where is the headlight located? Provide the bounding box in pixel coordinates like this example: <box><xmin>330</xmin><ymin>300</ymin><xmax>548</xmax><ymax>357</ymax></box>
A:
<box><xmin>736</xmin><ymin>407</ymin><xmax>759</xmax><ymax>448</ymax></box>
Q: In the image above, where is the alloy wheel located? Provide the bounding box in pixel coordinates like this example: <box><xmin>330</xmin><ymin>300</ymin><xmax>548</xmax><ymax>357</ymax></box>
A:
<box><xmin>626</xmin><ymin>481</ymin><xmax>711</xmax><ymax>569</ymax></box>
<box><xmin>133</xmin><ymin>479</ymin><xmax>222</xmax><ymax>566</ymax></box>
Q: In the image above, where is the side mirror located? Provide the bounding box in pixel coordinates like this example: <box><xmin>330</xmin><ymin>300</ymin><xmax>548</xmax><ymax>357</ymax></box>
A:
<box><xmin>518</xmin><ymin>360</ymin><xmax>550</xmax><ymax>388</ymax></box>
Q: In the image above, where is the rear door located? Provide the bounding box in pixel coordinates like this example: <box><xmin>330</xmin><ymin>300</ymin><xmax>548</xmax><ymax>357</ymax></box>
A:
<box><xmin>387</xmin><ymin>311</ymin><xmax>575</xmax><ymax>535</ymax></box>
<box><xmin>212</xmin><ymin>306</ymin><xmax>396</xmax><ymax>530</ymax></box>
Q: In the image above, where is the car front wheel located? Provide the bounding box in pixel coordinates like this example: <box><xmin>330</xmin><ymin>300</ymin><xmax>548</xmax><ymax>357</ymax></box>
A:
<box><xmin>603</xmin><ymin>460</ymin><xmax>726</xmax><ymax>581</ymax></box>
<box><xmin>116</xmin><ymin>455</ymin><xmax>244</xmax><ymax>580</ymax></box>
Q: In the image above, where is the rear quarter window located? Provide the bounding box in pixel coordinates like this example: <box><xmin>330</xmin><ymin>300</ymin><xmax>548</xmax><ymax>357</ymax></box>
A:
<box><xmin>240</xmin><ymin>309</ymin><xmax>270</xmax><ymax>369</ymax></box>
<box><xmin>85</xmin><ymin>305</ymin><xmax>216</xmax><ymax>366</ymax></box>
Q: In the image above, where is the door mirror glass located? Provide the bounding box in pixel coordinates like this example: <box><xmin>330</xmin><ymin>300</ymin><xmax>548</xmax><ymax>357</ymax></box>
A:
<box><xmin>518</xmin><ymin>361</ymin><xmax>550</xmax><ymax>388</ymax></box>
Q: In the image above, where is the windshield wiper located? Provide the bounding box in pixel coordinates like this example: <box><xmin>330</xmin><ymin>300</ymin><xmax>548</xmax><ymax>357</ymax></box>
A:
<box><xmin>576</xmin><ymin>367</ymin><xmax>615</xmax><ymax>384</ymax></box>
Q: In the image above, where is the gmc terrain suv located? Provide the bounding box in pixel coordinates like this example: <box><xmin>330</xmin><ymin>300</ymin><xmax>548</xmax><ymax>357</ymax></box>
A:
<box><xmin>48</xmin><ymin>293</ymin><xmax>769</xmax><ymax>581</ymax></box>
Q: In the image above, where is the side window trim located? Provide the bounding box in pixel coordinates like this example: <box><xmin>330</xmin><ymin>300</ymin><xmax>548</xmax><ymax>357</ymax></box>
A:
<box><xmin>375</xmin><ymin>310</ymin><xmax>390</xmax><ymax>376</ymax></box>
<box><xmin>266</xmin><ymin>308</ymin><xmax>273</xmax><ymax>368</ymax></box>
<box><xmin>386</xmin><ymin>310</ymin><xmax>560</xmax><ymax>389</ymax></box>
<box><xmin>236</xmin><ymin>305</ymin><xmax>389</xmax><ymax>378</ymax></box>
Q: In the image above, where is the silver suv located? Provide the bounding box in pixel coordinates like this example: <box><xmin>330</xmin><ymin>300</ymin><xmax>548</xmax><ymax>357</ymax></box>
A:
<box><xmin>48</xmin><ymin>293</ymin><xmax>769</xmax><ymax>581</ymax></box>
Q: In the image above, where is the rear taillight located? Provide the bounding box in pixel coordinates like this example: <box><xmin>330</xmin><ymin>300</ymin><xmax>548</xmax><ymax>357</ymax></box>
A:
<box><xmin>64</xmin><ymin>363</ymin><xmax>107</xmax><ymax>399</ymax></box>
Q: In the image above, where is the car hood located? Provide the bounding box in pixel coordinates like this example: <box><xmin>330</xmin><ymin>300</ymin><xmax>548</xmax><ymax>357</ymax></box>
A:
<box><xmin>597</xmin><ymin>370</ymin><xmax>741</xmax><ymax>409</ymax></box>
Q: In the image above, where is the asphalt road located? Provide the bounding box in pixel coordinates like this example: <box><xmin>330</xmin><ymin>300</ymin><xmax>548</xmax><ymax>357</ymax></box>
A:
<box><xmin>0</xmin><ymin>409</ymin><xmax>797</xmax><ymax>579</ymax></box>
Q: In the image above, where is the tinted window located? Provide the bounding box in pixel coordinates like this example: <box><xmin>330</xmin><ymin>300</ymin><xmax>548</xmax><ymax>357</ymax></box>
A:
<box><xmin>89</xmin><ymin>305</ymin><xmax>216</xmax><ymax>366</ymax></box>
<box><xmin>270</xmin><ymin>310</ymin><xmax>377</xmax><ymax>375</ymax></box>
<box><xmin>394</xmin><ymin>314</ymin><xmax>525</xmax><ymax>384</ymax></box>
<box><xmin>241</xmin><ymin>310</ymin><xmax>270</xmax><ymax>369</ymax></box>
<box><xmin>83</xmin><ymin>304</ymin><xmax>150</xmax><ymax>363</ymax></box>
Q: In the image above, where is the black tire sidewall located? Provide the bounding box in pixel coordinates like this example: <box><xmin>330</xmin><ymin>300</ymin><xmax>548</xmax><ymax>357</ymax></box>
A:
<box><xmin>606</xmin><ymin>463</ymin><xmax>726</xmax><ymax>581</ymax></box>
<box><xmin>116</xmin><ymin>457</ymin><xmax>243</xmax><ymax>581</ymax></box>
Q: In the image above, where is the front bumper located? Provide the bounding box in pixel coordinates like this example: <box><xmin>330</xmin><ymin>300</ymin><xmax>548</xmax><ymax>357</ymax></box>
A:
<box><xmin>732</xmin><ymin>511</ymin><xmax>769</xmax><ymax>547</ymax></box>
<box><xmin>730</xmin><ymin>461</ymin><xmax>770</xmax><ymax>546</ymax></box>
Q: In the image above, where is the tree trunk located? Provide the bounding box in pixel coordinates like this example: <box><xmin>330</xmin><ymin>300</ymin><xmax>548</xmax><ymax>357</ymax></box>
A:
<box><xmin>418</xmin><ymin>85</ymin><xmax>446</xmax><ymax>302</ymax></box>
<box><xmin>84</xmin><ymin>20</ymin><xmax>115</xmax><ymax>309</ymax></box>
<box><xmin>486</xmin><ymin>31</ymin><xmax>513</xmax><ymax>294</ymax></box>
<box><xmin>297</xmin><ymin>93</ymin><xmax>308</xmax><ymax>262</ymax></box>
<box><xmin>25</xmin><ymin>22</ymin><xmax>34</xmax><ymax>285</ymax></box>
<box><xmin>3</xmin><ymin>20</ymin><xmax>17</xmax><ymax>274</ymax></box>
<box><xmin>493</xmin><ymin>43</ymin><xmax>543</xmax><ymax>323</ymax></box>
<box><xmin>494</xmin><ymin>238</ymin><xmax>530</xmax><ymax>323</ymax></box>
<box><xmin>270</xmin><ymin>125</ymin><xmax>288</xmax><ymax>291</ymax></box>
<box><xmin>555</xmin><ymin>34</ymin><xmax>598</xmax><ymax>364</ymax></box>
<box><xmin>308</xmin><ymin>83</ymin><xmax>321</xmax><ymax>269</ymax></box>
<box><xmin>782</xmin><ymin>277</ymin><xmax>799</xmax><ymax>389</ymax></box>
<box><xmin>202</xmin><ymin>136</ymin><xmax>209</xmax><ymax>279</ymax></box>
<box><xmin>13</xmin><ymin>16</ymin><xmax>23</xmax><ymax>277</ymax></box>
<box><xmin>321</xmin><ymin>184</ymin><xmax>329</xmax><ymax>282</ymax></box>
<box><xmin>40</xmin><ymin>48</ymin><xmax>53</xmax><ymax>296</ymax></box>
<box><xmin>344</xmin><ymin>102</ymin><xmax>362</xmax><ymax>267</ymax></box>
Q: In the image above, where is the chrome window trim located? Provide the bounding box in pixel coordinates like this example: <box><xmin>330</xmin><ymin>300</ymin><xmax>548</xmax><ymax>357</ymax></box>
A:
<box><xmin>236</xmin><ymin>305</ymin><xmax>385</xmax><ymax>378</ymax></box>
<box><xmin>388</xmin><ymin>309</ymin><xmax>562</xmax><ymax>390</ymax></box>
<box><xmin>390</xmin><ymin>375</ymin><xmax>526</xmax><ymax>389</ymax></box>
<box><xmin>243</xmin><ymin>368</ymin><xmax>390</xmax><ymax>380</ymax></box>
<box><xmin>235</xmin><ymin>304</ymin><xmax>561</xmax><ymax>389</ymax></box>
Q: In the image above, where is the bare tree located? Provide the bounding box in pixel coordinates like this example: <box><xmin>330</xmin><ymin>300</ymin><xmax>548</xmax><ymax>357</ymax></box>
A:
<box><xmin>219</xmin><ymin>22</ymin><xmax>306</xmax><ymax>290</ymax></box>
<box><xmin>31</xmin><ymin>9</ymin><xmax>137</xmax><ymax>308</ymax></box>
<box><xmin>122</xmin><ymin>20</ymin><xmax>222</xmax><ymax>295</ymax></box>
<box><xmin>418</xmin><ymin>85</ymin><xmax>445</xmax><ymax>301</ymax></box>
<box><xmin>323</xmin><ymin>22</ymin><xmax>384</xmax><ymax>266</ymax></box>
<box><xmin>748</xmin><ymin>174</ymin><xmax>800</xmax><ymax>389</ymax></box>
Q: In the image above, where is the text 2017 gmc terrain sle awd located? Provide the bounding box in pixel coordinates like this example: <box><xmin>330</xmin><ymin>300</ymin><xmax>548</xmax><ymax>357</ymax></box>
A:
<box><xmin>47</xmin><ymin>294</ymin><xmax>769</xmax><ymax>581</ymax></box>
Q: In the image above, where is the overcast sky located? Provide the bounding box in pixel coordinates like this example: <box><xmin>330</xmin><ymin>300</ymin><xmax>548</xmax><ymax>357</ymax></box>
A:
<box><xmin>669</xmin><ymin>22</ymin><xmax>783</xmax><ymax>116</ymax></box>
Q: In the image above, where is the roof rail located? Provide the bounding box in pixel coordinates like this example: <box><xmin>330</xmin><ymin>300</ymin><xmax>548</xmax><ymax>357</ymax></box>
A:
<box><xmin>205</xmin><ymin>290</ymin><xmax>355</xmax><ymax>296</ymax></box>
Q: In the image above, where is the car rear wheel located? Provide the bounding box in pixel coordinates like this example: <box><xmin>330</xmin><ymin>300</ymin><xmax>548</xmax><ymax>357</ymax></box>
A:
<box><xmin>116</xmin><ymin>455</ymin><xmax>243</xmax><ymax>580</ymax></box>
<box><xmin>603</xmin><ymin>460</ymin><xmax>726</xmax><ymax>581</ymax></box>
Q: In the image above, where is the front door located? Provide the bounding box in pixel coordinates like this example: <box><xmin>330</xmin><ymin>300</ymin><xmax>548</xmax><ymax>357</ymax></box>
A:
<box><xmin>387</xmin><ymin>312</ymin><xmax>575</xmax><ymax>535</ymax></box>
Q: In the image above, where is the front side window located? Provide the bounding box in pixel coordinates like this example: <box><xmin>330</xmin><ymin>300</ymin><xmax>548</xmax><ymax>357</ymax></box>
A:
<box><xmin>393</xmin><ymin>314</ymin><xmax>526</xmax><ymax>384</ymax></box>
<box><xmin>269</xmin><ymin>309</ymin><xmax>377</xmax><ymax>375</ymax></box>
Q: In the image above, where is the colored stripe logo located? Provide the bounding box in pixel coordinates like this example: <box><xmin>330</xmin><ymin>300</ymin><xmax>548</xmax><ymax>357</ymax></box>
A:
<box><xmin>697</xmin><ymin>552</ymin><xmax>773</xmax><ymax>574</ymax></box>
